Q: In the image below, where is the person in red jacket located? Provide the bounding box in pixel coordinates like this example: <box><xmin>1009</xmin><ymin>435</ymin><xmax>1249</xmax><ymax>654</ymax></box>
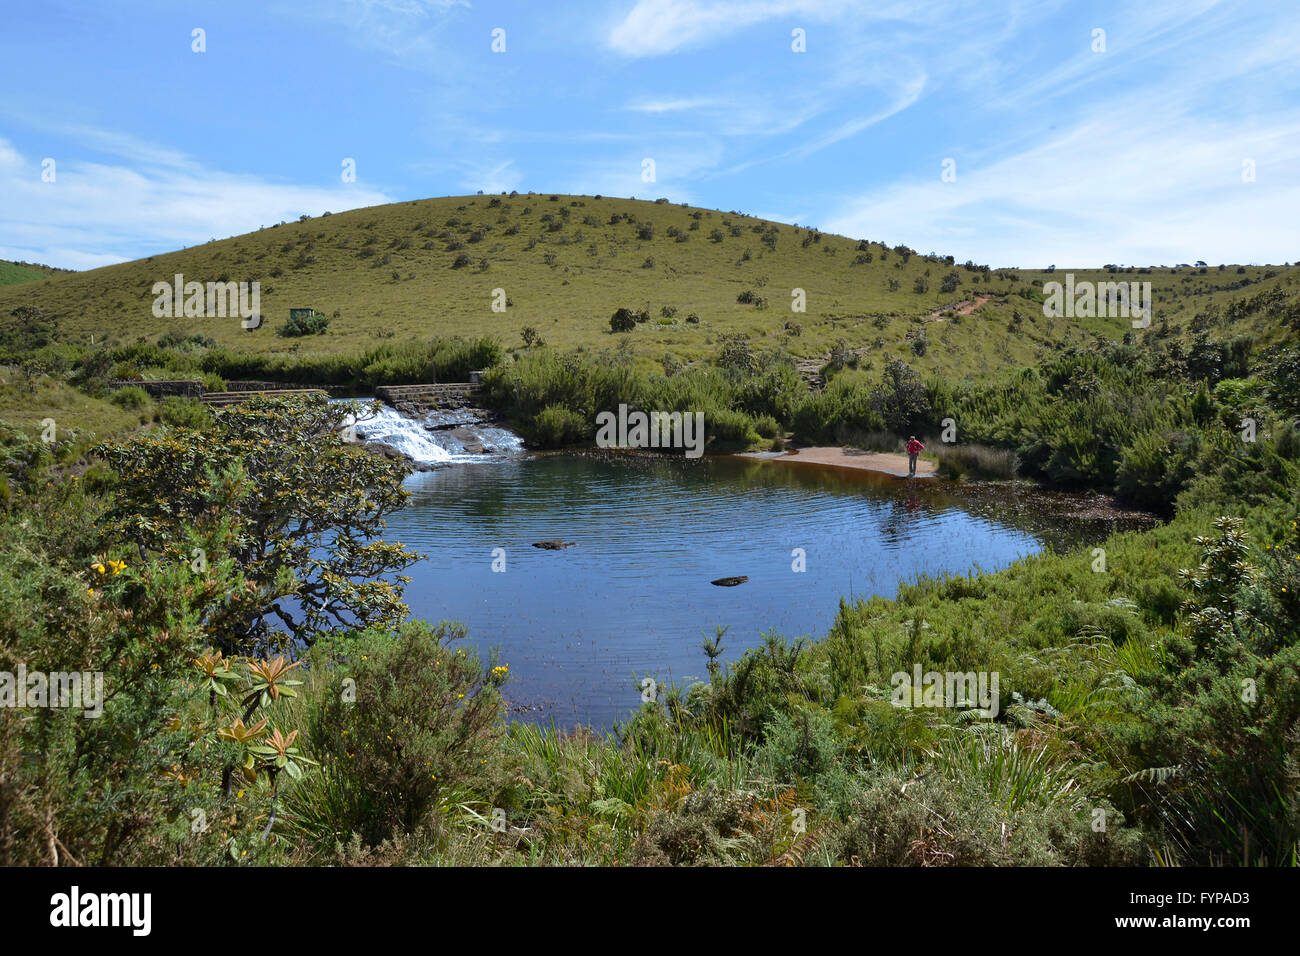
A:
<box><xmin>905</xmin><ymin>435</ymin><xmax>924</xmax><ymax>477</ymax></box>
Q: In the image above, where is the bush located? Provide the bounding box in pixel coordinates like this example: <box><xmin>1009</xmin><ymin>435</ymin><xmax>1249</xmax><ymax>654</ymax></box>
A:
<box><xmin>751</xmin><ymin>414</ymin><xmax>780</xmax><ymax>440</ymax></box>
<box><xmin>294</xmin><ymin>621</ymin><xmax>508</xmax><ymax>849</ymax></box>
<box><xmin>705</xmin><ymin>407</ymin><xmax>759</xmax><ymax>448</ymax></box>
<box><xmin>157</xmin><ymin>396</ymin><xmax>213</xmax><ymax>430</ymax></box>
<box><xmin>610</xmin><ymin>308</ymin><xmax>636</xmax><ymax>333</ymax></box>
<box><xmin>109</xmin><ymin>385</ymin><xmax>150</xmax><ymax>409</ymax></box>
<box><xmin>531</xmin><ymin>404</ymin><xmax>590</xmax><ymax>448</ymax></box>
<box><xmin>278</xmin><ymin>311</ymin><xmax>331</xmax><ymax>337</ymax></box>
<box><xmin>0</xmin><ymin>418</ymin><xmax>55</xmax><ymax>492</ymax></box>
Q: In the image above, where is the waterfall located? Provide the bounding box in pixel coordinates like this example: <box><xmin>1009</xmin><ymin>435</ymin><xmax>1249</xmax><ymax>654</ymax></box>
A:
<box><xmin>338</xmin><ymin>400</ymin><xmax>524</xmax><ymax>465</ymax></box>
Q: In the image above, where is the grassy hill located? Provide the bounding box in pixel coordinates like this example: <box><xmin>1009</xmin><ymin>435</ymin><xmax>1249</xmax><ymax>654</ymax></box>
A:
<box><xmin>1</xmin><ymin>194</ymin><xmax>1295</xmax><ymax>381</ymax></box>
<box><xmin>0</xmin><ymin>259</ymin><xmax>59</xmax><ymax>287</ymax></box>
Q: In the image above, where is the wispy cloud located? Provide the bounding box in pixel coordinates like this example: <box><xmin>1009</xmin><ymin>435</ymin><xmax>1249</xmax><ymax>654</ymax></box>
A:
<box><xmin>822</xmin><ymin>105</ymin><xmax>1300</xmax><ymax>266</ymax></box>
<box><xmin>0</xmin><ymin>130</ymin><xmax>393</xmax><ymax>270</ymax></box>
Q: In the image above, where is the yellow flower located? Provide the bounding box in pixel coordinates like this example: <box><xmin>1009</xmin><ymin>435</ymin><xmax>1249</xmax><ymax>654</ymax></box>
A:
<box><xmin>87</xmin><ymin>588</ymin><xmax>95</xmax><ymax>598</ymax></box>
<box><xmin>91</xmin><ymin>562</ymin><xmax>106</xmax><ymax>574</ymax></box>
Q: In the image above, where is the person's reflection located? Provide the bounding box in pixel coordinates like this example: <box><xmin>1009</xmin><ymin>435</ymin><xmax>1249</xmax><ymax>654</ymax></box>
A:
<box><xmin>879</xmin><ymin>487</ymin><xmax>928</xmax><ymax>544</ymax></box>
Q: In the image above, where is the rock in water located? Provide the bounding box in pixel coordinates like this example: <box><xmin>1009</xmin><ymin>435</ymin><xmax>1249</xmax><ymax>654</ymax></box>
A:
<box><xmin>532</xmin><ymin>540</ymin><xmax>576</xmax><ymax>550</ymax></box>
<box><xmin>710</xmin><ymin>575</ymin><xmax>749</xmax><ymax>587</ymax></box>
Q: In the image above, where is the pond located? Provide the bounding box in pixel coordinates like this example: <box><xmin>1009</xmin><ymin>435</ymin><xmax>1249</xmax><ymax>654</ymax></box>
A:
<box><xmin>382</xmin><ymin>450</ymin><xmax>1145</xmax><ymax>730</ymax></box>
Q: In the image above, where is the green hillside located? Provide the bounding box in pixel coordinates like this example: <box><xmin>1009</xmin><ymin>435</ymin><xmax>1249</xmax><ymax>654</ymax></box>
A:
<box><xmin>0</xmin><ymin>259</ymin><xmax>55</xmax><ymax>287</ymax></box>
<box><xmin>2</xmin><ymin>194</ymin><xmax>1294</xmax><ymax>381</ymax></box>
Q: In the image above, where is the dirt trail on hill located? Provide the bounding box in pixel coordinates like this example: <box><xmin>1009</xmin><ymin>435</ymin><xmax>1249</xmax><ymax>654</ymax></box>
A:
<box><xmin>927</xmin><ymin>294</ymin><xmax>994</xmax><ymax>321</ymax></box>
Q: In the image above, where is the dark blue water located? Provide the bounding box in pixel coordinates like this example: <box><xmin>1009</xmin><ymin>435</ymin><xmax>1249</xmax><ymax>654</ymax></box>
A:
<box><xmin>385</xmin><ymin>453</ymin><xmax>1122</xmax><ymax>729</ymax></box>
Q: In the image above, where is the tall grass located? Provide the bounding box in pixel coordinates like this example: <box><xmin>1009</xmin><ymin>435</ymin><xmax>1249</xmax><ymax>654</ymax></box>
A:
<box><xmin>932</xmin><ymin>442</ymin><xmax>1021</xmax><ymax>479</ymax></box>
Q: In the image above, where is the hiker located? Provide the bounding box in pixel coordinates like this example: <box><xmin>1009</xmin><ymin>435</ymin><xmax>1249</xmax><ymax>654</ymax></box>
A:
<box><xmin>905</xmin><ymin>435</ymin><xmax>924</xmax><ymax>477</ymax></box>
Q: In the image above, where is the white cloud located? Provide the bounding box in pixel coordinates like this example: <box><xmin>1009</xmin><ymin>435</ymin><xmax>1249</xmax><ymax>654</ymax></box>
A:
<box><xmin>626</xmin><ymin>96</ymin><xmax>728</xmax><ymax>113</ymax></box>
<box><xmin>0</xmin><ymin>132</ymin><xmax>394</xmax><ymax>270</ymax></box>
<box><xmin>821</xmin><ymin>107</ymin><xmax>1300</xmax><ymax>267</ymax></box>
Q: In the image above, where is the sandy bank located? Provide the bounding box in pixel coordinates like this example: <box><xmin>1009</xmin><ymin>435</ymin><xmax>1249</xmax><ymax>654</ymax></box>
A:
<box><xmin>740</xmin><ymin>446</ymin><xmax>938</xmax><ymax>478</ymax></box>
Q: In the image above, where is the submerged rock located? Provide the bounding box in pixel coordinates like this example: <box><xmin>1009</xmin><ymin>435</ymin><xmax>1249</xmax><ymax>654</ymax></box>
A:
<box><xmin>532</xmin><ymin>540</ymin><xmax>576</xmax><ymax>550</ymax></box>
<box><xmin>710</xmin><ymin>575</ymin><xmax>749</xmax><ymax>587</ymax></box>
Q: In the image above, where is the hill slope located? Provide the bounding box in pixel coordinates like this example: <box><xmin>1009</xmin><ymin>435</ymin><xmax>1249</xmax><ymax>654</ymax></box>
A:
<box><xmin>0</xmin><ymin>259</ymin><xmax>58</xmax><ymax>287</ymax></box>
<box><xmin>1</xmin><ymin>195</ymin><xmax>1294</xmax><ymax>380</ymax></box>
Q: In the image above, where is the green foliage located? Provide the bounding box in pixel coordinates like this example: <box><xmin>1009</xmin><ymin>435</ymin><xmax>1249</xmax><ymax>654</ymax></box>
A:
<box><xmin>0</xmin><ymin>479</ymin><xmax>297</xmax><ymax>865</ymax></box>
<box><xmin>157</xmin><ymin>396</ymin><xmax>213</xmax><ymax>430</ymax></box>
<box><xmin>290</xmin><ymin>621</ymin><xmax>508</xmax><ymax>850</ymax></box>
<box><xmin>109</xmin><ymin>385</ymin><xmax>150</xmax><ymax>409</ymax></box>
<box><xmin>0</xmin><ymin>418</ymin><xmax>55</xmax><ymax>493</ymax></box>
<box><xmin>531</xmin><ymin>403</ymin><xmax>589</xmax><ymax>447</ymax></box>
<box><xmin>96</xmin><ymin>394</ymin><xmax>419</xmax><ymax>651</ymax></box>
<box><xmin>278</xmin><ymin>311</ymin><xmax>331</xmax><ymax>337</ymax></box>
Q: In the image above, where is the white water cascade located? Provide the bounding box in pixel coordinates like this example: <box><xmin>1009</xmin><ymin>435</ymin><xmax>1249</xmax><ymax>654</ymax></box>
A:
<box><xmin>338</xmin><ymin>401</ymin><xmax>525</xmax><ymax>466</ymax></box>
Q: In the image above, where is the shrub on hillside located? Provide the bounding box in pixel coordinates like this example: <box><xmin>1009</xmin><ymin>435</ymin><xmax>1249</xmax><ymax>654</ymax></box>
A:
<box><xmin>278</xmin><ymin>311</ymin><xmax>331</xmax><ymax>337</ymax></box>
<box><xmin>109</xmin><ymin>385</ymin><xmax>151</xmax><ymax>409</ymax></box>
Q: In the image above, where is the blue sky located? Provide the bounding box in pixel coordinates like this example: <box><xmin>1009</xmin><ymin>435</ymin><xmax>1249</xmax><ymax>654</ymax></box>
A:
<box><xmin>1</xmin><ymin>0</ymin><xmax>1297</xmax><ymax>270</ymax></box>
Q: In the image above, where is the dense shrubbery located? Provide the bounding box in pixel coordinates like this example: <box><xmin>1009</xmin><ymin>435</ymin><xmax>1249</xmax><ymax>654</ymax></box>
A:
<box><xmin>278</xmin><ymin>311</ymin><xmax>331</xmax><ymax>337</ymax></box>
<box><xmin>479</xmin><ymin>345</ymin><xmax>803</xmax><ymax>452</ymax></box>
<box><xmin>18</xmin><ymin>335</ymin><xmax>505</xmax><ymax>394</ymax></box>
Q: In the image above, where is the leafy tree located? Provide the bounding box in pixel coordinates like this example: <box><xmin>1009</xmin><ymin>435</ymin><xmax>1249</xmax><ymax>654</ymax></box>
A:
<box><xmin>871</xmin><ymin>360</ymin><xmax>931</xmax><ymax>432</ymax></box>
<box><xmin>96</xmin><ymin>394</ymin><xmax>419</xmax><ymax>652</ymax></box>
